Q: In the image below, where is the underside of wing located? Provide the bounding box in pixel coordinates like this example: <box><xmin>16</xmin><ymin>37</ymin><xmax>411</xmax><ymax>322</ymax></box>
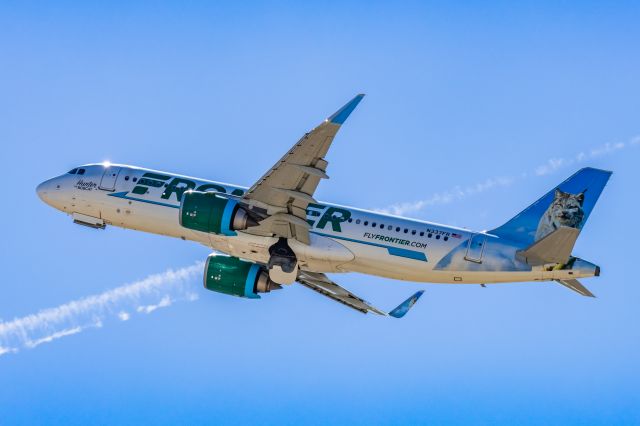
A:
<box><xmin>297</xmin><ymin>270</ymin><xmax>424</xmax><ymax>318</ymax></box>
<box><xmin>297</xmin><ymin>270</ymin><xmax>386</xmax><ymax>315</ymax></box>
<box><xmin>241</xmin><ymin>94</ymin><xmax>365</xmax><ymax>244</ymax></box>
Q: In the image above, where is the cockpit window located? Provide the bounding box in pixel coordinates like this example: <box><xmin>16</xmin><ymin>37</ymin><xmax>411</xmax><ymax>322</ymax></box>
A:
<box><xmin>77</xmin><ymin>168</ymin><xmax>86</xmax><ymax>175</ymax></box>
<box><xmin>67</xmin><ymin>168</ymin><xmax>78</xmax><ymax>174</ymax></box>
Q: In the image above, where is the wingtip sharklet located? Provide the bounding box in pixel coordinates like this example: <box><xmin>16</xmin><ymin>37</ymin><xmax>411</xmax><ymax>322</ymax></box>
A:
<box><xmin>388</xmin><ymin>290</ymin><xmax>424</xmax><ymax>318</ymax></box>
<box><xmin>328</xmin><ymin>94</ymin><xmax>365</xmax><ymax>125</ymax></box>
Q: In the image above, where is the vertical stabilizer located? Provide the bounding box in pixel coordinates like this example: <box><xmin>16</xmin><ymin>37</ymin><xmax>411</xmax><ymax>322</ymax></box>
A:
<box><xmin>491</xmin><ymin>168</ymin><xmax>612</xmax><ymax>245</ymax></box>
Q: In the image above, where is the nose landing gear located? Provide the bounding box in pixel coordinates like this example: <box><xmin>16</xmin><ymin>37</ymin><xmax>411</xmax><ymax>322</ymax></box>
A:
<box><xmin>267</xmin><ymin>238</ymin><xmax>299</xmax><ymax>285</ymax></box>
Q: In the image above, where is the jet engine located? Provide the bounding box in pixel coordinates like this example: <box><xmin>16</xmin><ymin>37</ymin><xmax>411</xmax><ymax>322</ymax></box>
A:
<box><xmin>180</xmin><ymin>191</ymin><xmax>257</xmax><ymax>236</ymax></box>
<box><xmin>203</xmin><ymin>254</ymin><xmax>281</xmax><ymax>298</ymax></box>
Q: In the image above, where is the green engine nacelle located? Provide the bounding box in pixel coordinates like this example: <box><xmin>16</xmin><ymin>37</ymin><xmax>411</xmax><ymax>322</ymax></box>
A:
<box><xmin>203</xmin><ymin>254</ymin><xmax>280</xmax><ymax>299</ymax></box>
<box><xmin>180</xmin><ymin>190</ymin><xmax>254</xmax><ymax>236</ymax></box>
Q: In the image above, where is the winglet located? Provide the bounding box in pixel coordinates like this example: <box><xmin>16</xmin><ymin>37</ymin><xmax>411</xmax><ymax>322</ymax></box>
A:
<box><xmin>327</xmin><ymin>94</ymin><xmax>365</xmax><ymax>125</ymax></box>
<box><xmin>388</xmin><ymin>290</ymin><xmax>424</xmax><ymax>318</ymax></box>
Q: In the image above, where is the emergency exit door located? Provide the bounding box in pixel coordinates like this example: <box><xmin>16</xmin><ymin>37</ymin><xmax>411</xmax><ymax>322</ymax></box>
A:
<box><xmin>465</xmin><ymin>233</ymin><xmax>486</xmax><ymax>263</ymax></box>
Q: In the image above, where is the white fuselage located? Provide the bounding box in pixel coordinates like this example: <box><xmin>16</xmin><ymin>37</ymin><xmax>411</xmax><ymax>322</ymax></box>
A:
<box><xmin>36</xmin><ymin>163</ymin><xmax>598</xmax><ymax>286</ymax></box>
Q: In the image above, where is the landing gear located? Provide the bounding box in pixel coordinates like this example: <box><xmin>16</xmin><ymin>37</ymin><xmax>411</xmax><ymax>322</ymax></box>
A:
<box><xmin>267</xmin><ymin>238</ymin><xmax>298</xmax><ymax>285</ymax></box>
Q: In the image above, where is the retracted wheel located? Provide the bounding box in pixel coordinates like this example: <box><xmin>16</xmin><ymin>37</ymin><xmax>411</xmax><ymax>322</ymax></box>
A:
<box><xmin>267</xmin><ymin>238</ymin><xmax>299</xmax><ymax>284</ymax></box>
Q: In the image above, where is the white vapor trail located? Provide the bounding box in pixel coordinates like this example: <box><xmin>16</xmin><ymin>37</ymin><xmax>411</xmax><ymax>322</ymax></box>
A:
<box><xmin>0</xmin><ymin>262</ymin><xmax>203</xmax><ymax>356</ymax></box>
<box><xmin>377</xmin><ymin>135</ymin><xmax>638</xmax><ymax>216</ymax></box>
<box><xmin>376</xmin><ymin>176</ymin><xmax>514</xmax><ymax>216</ymax></box>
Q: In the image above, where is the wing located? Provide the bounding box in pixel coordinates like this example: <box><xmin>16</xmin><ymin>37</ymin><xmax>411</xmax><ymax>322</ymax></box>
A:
<box><xmin>241</xmin><ymin>94</ymin><xmax>365</xmax><ymax>244</ymax></box>
<box><xmin>297</xmin><ymin>270</ymin><xmax>424</xmax><ymax>318</ymax></box>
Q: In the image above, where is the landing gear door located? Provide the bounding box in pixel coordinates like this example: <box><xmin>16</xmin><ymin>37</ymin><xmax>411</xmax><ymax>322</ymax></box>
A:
<box><xmin>465</xmin><ymin>233</ymin><xmax>486</xmax><ymax>263</ymax></box>
<box><xmin>99</xmin><ymin>166</ymin><xmax>122</xmax><ymax>191</ymax></box>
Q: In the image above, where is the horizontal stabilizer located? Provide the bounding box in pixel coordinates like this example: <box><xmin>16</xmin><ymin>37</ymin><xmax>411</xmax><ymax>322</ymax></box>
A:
<box><xmin>516</xmin><ymin>227</ymin><xmax>580</xmax><ymax>266</ymax></box>
<box><xmin>388</xmin><ymin>291</ymin><xmax>424</xmax><ymax>318</ymax></box>
<box><xmin>555</xmin><ymin>279</ymin><xmax>595</xmax><ymax>298</ymax></box>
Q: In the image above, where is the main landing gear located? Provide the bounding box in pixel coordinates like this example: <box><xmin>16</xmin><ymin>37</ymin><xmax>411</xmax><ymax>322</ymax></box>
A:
<box><xmin>267</xmin><ymin>238</ymin><xmax>299</xmax><ymax>285</ymax></box>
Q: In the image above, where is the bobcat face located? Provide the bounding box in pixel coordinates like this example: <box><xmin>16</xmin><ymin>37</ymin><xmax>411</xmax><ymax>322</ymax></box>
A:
<box><xmin>535</xmin><ymin>189</ymin><xmax>585</xmax><ymax>240</ymax></box>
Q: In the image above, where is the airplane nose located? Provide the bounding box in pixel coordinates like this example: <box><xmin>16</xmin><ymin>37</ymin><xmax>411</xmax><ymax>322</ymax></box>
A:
<box><xmin>36</xmin><ymin>181</ymin><xmax>47</xmax><ymax>202</ymax></box>
<box><xmin>36</xmin><ymin>179</ymin><xmax>55</xmax><ymax>204</ymax></box>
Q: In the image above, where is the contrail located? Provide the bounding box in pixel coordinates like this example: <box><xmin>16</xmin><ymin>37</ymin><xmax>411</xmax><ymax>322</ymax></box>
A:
<box><xmin>375</xmin><ymin>176</ymin><xmax>514</xmax><ymax>216</ymax></box>
<box><xmin>377</xmin><ymin>135</ymin><xmax>638</xmax><ymax>216</ymax></box>
<box><xmin>0</xmin><ymin>262</ymin><xmax>203</xmax><ymax>356</ymax></box>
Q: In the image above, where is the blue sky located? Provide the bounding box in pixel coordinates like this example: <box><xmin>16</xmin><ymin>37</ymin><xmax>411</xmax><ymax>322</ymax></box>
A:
<box><xmin>1</xmin><ymin>1</ymin><xmax>639</xmax><ymax>424</ymax></box>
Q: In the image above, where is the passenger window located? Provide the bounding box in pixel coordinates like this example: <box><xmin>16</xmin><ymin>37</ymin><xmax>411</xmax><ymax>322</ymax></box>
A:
<box><xmin>133</xmin><ymin>177</ymin><xmax>138</xmax><ymax>182</ymax></box>
<box><xmin>404</xmin><ymin>229</ymin><xmax>408</xmax><ymax>233</ymax></box>
<box><xmin>138</xmin><ymin>178</ymin><xmax>164</xmax><ymax>187</ymax></box>
<box><xmin>356</xmin><ymin>219</ymin><xmax>361</xmax><ymax>224</ymax></box>
<box><xmin>395</xmin><ymin>227</ymin><xmax>400</xmax><ymax>232</ymax></box>
<box><xmin>420</xmin><ymin>232</ymin><xmax>424</xmax><ymax>237</ymax></box>
<box><xmin>371</xmin><ymin>222</ymin><xmax>376</xmax><ymax>227</ymax></box>
<box><xmin>428</xmin><ymin>233</ymin><xmax>433</xmax><ymax>238</ymax></box>
<box><xmin>67</xmin><ymin>168</ymin><xmax>78</xmax><ymax>174</ymax></box>
<box><xmin>411</xmin><ymin>230</ymin><xmax>416</xmax><ymax>235</ymax></box>
<box><xmin>436</xmin><ymin>235</ymin><xmax>441</xmax><ymax>239</ymax></box>
<box><xmin>348</xmin><ymin>218</ymin><xmax>353</xmax><ymax>223</ymax></box>
<box><xmin>124</xmin><ymin>176</ymin><xmax>130</xmax><ymax>181</ymax></box>
<box><xmin>444</xmin><ymin>236</ymin><xmax>449</xmax><ymax>241</ymax></box>
<box><xmin>380</xmin><ymin>224</ymin><xmax>384</xmax><ymax>229</ymax></box>
<box><xmin>388</xmin><ymin>225</ymin><xmax>392</xmax><ymax>230</ymax></box>
<box><xmin>364</xmin><ymin>221</ymin><xmax>368</xmax><ymax>226</ymax></box>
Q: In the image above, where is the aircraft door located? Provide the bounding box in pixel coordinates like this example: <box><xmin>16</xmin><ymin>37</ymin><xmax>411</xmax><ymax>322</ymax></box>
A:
<box><xmin>99</xmin><ymin>166</ymin><xmax>122</xmax><ymax>191</ymax></box>
<box><xmin>465</xmin><ymin>233</ymin><xmax>486</xmax><ymax>263</ymax></box>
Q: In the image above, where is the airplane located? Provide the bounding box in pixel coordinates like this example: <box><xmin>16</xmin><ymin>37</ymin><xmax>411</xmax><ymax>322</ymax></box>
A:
<box><xmin>36</xmin><ymin>94</ymin><xmax>612</xmax><ymax>318</ymax></box>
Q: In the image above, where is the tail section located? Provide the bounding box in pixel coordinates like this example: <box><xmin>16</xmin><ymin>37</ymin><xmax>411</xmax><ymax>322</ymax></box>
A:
<box><xmin>491</xmin><ymin>167</ymin><xmax>612</xmax><ymax>245</ymax></box>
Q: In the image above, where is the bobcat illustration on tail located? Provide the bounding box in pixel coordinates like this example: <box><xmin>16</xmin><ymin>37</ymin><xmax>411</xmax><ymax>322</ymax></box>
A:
<box><xmin>535</xmin><ymin>189</ymin><xmax>585</xmax><ymax>240</ymax></box>
<box><xmin>491</xmin><ymin>167</ymin><xmax>610</xmax><ymax>246</ymax></box>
